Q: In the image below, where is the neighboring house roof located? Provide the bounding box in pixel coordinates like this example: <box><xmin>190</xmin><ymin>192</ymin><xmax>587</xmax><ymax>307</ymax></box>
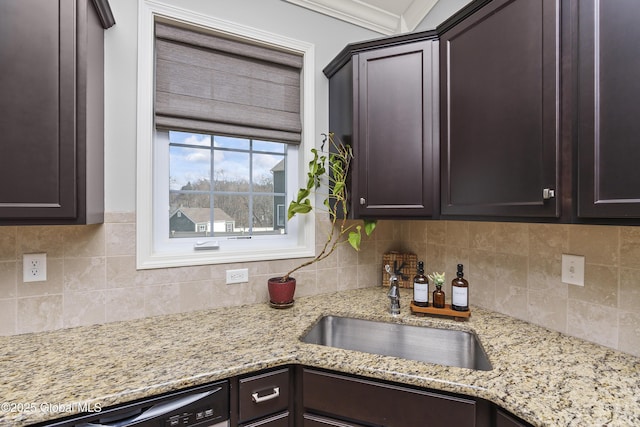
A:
<box><xmin>271</xmin><ymin>158</ymin><xmax>285</xmax><ymax>172</ymax></box>
<box><xmin>170</xmin><ymin>207</ymin><xmax>234</xmax><ymax>223</ymax></box>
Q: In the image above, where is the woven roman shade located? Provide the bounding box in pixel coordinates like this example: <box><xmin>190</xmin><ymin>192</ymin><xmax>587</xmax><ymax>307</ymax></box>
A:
<box><xmin>154</xmin><ymin>21</ymin><xmax>303</xmax><ymax>144</ymax></box>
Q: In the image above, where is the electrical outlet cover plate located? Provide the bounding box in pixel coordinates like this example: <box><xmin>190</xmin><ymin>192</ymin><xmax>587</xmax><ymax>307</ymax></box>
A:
<box><xmin>23</xmin><ymin>253</ymin><xmax>47</xmax><ymax>283</ymax></box>
<box><xmin>226</xmin><ymin>268</ymin><xmax>249</xmax><ymax>284</ymax></box>
<box><xmin>561</xmin><ymin>254</ymin><xmax>585</xmax><ymax>286</ymax></box>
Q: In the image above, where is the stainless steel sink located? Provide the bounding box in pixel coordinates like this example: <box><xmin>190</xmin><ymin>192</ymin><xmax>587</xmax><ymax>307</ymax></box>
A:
<box><xmin>301</xmin><ymin>315</ymin><xmax>492</xmax><ymax>371</ymax></box>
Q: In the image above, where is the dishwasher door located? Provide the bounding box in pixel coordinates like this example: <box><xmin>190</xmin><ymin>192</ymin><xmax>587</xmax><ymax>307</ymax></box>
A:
<box><xmin>46</xmin><ymin>380</ymin><xmax>229</xmax><ymax>427</ymax></box>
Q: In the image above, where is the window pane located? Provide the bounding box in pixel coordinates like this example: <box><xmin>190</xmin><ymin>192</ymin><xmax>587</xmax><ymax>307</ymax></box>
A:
<box><xmin>254</xmin><ymin>140</ymin><xmax>286</xmax><ymax>153</ymax></box>
<box><xmin>169</xmin><ymin>196</ymin><xmax>211</xmax><ymax>238</ymax></box>
<box><xmin>214</xmin><ymin>135</ymin><xmax>250</xmax><ymax>150</ymax></box>
<box><xmin>214</xmin><ymin>194</ymin><xmax>249</xmax><ymax>235</ymax></box>
<box><xmin>253</xmin><ymin>154</ymin><xmax>284</xmax><ymax>193</ymax></box>
<box><xmin>170</xmin><ymin>146</ymin><xmax>211</xmax><ymax>191</ymax></box>
<box><xmin>169</xmin><ymin>131</ymin><xmax>212</xmax><ymax>147</ymax></box>
<box><xmin>213</xmin><ymin>150</ymin><xmax>249</xmax><ymax>189</ymax></box>
<box><xmin>253</xmin><ymin>194</ymin><xmax>284</xmax><ymax>234</ymax></box>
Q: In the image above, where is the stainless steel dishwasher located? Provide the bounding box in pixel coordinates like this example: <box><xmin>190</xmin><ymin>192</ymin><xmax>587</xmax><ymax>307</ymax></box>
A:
<box><xmin>42</xmin><ymin>380</ymin><xmax>229</xmax><ymax>427</ymax></box>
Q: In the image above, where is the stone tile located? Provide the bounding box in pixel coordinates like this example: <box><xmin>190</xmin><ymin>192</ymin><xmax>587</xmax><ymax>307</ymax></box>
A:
<box><xmin>104</xmin><ymin>288</ymin><xmax>145</xmax><ymax>323</ymax></box>
<box><xmin>0</xmin><ymin>227</ymin><xmax>16</xmax><ymax>261</ymax></box>
<box><xmin>64</xmin><ymin>257</ymin><xmax>107</xmax><ymax>292</ymax></box>
<box><xmin>426</xmin><ymin>244</ymin><xmax>446</xmax><ymax>274</ymax></box>
<box><xmin>469</xmin><ymin>221</ymin><xmax>496</xmax><ymax>251</ymax></box>
<box><xmin>619</xmin><ymin>310</ymin><xmax>640</xmax><ymax>357</ymax></box>
<box><xmin>527</xmin><ymin>290</ymin><xmax>567</xmax><ymax>334</ymax></box>
<box><xmin>17</xmin><ymin>226</ymin><xmax>65</xmax><ymax>258</ymax></box>
<box><xmin>0</xmin><ymin>299</ymin><xmax>16</xmax><ymax>335</ymax></box>
<box><xmin>528</xmin><ymin>223</ymin><xmax>569</xmax><ymax>259</ymax></box>
<box><xmin>446</xmin><ymin>221</ymin><xmax>470</xmax><ymax>248</ymax></box>
<box><xmin>63</xmin><ymin>225</ymin><xmax>106</xmax><ymax>258</ymax></box>
<box><xmin>179</xmin><ymin>280</ymin><xmax>213</xmax><ymax>312</ymax></box>
<box><xmin>568</xmin><ymin>264</ymin><xmax>617</xmax><ymax>308</ymax></box>
<box><xmin>426</xmin><ymin>221</ymin><xmax>446</xmax><ymax>245</ymax></box>
<box><xmin>568</xmin><ymin>224</ymin><xmax>618</xmax><ymax>266</ymax></box>
<box><xmin>106</xmin><ymin>256</ymin><xmax>137</xmax><ymax>289</ymax></box>
<box><xmin>63</xmin><ymin>290</ymin><xmax>106</xmax><ymax>328</ymax></box>
<box><xmin>468</xmin><ymin>250</ymin><xmax>496</xmax><ymax>310</ymax></box>
<box><xmin>144</xmin><ymin>284</ymin><xmax>181</xmax><ymax>317</ymax></box>
<box><xmin>619</xmin><ymin>268</ymin><xmax>640</xmax><ymax>312</ymax></box>
<box><xmin>0</xmin><ymin>261</ymin><xmax>17</xmax><ymax>299</ymax></box>
<box><xmin>567</xmin><ymin>300</ymin><xmax>619</xmax><ymax>349</ymax></box>
<box><xmin>17</xmin><ymin>295</ymin><xmax>63</xmax><ymax>334</ymax></box>
<box><xmin>620</xmin><ymin>227</ymin><xmax>640</xmax><ymax>269</ymax></box>
<box><xmin>528</xmin><ymin>254</ymin><xmax>568</xmax><ymax>298</ymax></box>
<box><xmin>316</xmin><ymin>267</ymin><xmax>339</xmax><ymax>293</ymax></box>
<box><xmin>105</xmin><ymin>223</ymin><xmax>136</xmax><ymax>256</ymax></box>
<box><xmin>104</xmin><ymin>211</ymin><xmax>136</xmax><ymax>223</ymax></box>
<box><xmin>494</xmin><ymin>222</ymin><xmax>528</xmax><ymax>256</ymax></box>
<box><xmin>337</xmin><ymin>266</ymin><xmax>358</xmax><ymax>291</ymax></box>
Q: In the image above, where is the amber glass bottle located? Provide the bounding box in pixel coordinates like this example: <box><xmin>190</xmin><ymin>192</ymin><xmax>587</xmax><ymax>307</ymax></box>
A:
<box><xmin>412</xmin><ymin>261</ymin><xmax>429</xmax><ymax>307</ymax></box>
<box><xmin>451</xmin><ymin>264</ymin><xmax>469</xmax><ymax>311</ymax></box>
<box><xmin>432</xmin><ymin>284</ymin><xmax>445</xmax><ymax>308</ymax></box>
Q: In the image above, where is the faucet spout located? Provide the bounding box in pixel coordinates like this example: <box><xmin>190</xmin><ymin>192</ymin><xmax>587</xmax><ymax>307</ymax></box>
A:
<box><xmin>385</xmin><ymin>264</ymin><xmax>401</xmax><ymax>316</ymax></box>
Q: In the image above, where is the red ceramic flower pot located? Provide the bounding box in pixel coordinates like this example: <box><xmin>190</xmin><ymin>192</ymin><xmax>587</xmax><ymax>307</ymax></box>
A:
<box><xmin>268</xmin><ymin>277</ymin><xmax>296</xmax><ymax>305</ymax></box>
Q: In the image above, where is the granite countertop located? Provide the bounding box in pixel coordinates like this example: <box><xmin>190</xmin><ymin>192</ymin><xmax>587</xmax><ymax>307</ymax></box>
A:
<box><xmin>1</xmin><ymin>287</ymin><xmax>639</xmax><ymax>426</ymax></box>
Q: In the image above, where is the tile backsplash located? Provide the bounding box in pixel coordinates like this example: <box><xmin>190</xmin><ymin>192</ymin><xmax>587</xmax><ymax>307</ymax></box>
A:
<box><xmin>1</xmin><ymin>214</ymin><xmax>638</xmax><ymax>358</ymax></box>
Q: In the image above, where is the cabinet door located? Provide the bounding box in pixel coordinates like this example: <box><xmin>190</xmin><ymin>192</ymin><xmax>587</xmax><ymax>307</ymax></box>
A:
<box><xmin>576</xmin><ymin>0</ymin><xmax>640</xmax><ymax>218</ymax></box>
<box><xmin>303</xmin><ymin>369</ymin><xmax>476</xmax><ymax>427</ymax></box>
<box><xmin>355</xmin><ymin>40</ymin><xmax>439</xmax><ymax>218</ymax></box>
<box><xmin>0</xmin><ymin>0</ymin><xmax>77</xmax><ymax>219</ymax></box>
<box><xmin>303</xmin><ymin>413</ymin><xmax>366</xmax><ymax>427</ymax></box>
<box><xmin>440</xmin><ymin>0</ymin><xmax>560</xmax><ymax>218</ymax></box>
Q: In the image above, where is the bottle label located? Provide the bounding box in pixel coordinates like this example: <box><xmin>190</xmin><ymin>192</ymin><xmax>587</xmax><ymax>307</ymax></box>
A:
<box><xmin>413</xmin><ymin>282</ymin><xmax>429</xmax><ymax>303</ymax></box>
<box><xmin>452</xmin><ymin>286</ymin><xmax>468</xmax><ymax>307</ymax></box>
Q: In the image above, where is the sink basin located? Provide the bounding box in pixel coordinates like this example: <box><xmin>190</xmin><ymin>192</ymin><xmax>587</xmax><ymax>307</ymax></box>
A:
<box><xmin>301</xmin><ymin>315</ymin><xmax>492</xmax><ymax>371</ymax></box>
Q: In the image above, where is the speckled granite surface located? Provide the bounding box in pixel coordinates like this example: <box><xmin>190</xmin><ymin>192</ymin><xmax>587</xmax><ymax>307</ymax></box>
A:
<box><xmin>1</xmin><ymin>287</ymin><xmax>639</xmax><ymax>426</ymax></box>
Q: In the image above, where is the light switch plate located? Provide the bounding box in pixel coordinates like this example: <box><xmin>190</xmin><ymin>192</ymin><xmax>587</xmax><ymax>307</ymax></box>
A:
<box><xmin>561</xmin><ymin>254</ymin><xmax>585</xmax><ymax>286</ymax></box>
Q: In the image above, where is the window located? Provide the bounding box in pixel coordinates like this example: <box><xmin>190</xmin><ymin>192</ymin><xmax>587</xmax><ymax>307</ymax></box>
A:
<box><xmin>136</xmin><ymin>1</ymin><xmax>316</xmax><ymax>268</ymax></box>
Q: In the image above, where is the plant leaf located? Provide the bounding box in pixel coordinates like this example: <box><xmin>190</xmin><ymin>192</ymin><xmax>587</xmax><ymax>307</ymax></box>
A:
<box><xmin>364</xmin><ymin>220</ymin><xmax>377</xmax><ymax>236</ymax></box>
<box><xmin>348</xmin><ymin>226</ymin><xmax>362</xmax><ymax>251</ymax></box>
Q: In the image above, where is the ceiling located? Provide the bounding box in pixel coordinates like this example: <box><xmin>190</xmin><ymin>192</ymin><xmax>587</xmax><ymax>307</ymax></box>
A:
<box><xmin>282</xmin><ymin>0</ymin><xmax>439</xmax><ymax>35</ymax></box>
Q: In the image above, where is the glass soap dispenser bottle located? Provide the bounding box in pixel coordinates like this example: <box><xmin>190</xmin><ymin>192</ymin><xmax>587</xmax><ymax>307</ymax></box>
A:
<box><xmin>412</xmin><ymin>261</ymin><xmax>429</xmax><ymax>307</ymax></box>
<box><xmin>451</xmin><ymin>264</ymin><xmax>469</xmax><ymax>311</ymax></box>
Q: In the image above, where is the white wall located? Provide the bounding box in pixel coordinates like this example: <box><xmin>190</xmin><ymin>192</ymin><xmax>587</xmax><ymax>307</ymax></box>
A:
<box><xmin>102</xmin><ymin>0</ymin><xmax>381</xmax><ymax>212</ymax></box>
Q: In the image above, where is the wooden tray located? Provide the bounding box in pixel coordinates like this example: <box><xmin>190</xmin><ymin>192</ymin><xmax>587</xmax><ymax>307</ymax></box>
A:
<box><xmin>410</xmin><ymin>301</ymin><xmax>471</xmax><ymax>320</ymax></box>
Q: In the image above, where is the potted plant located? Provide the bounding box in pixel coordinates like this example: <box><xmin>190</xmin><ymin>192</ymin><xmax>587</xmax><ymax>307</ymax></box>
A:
<box><xmin>268</xmin><ymin>133</ymin><xmax>377</xmax><ymax>307</ymax></box>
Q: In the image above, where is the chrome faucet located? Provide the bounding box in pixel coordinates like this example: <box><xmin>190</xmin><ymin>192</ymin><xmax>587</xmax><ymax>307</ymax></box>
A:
<box><xmin>385</xmin><ymin>264</ymin><xmax>400</xmax><ymax>316</ymax></box>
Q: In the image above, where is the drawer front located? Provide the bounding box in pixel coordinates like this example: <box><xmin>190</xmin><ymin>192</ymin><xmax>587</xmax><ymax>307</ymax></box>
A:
<box><xmin>303</xmin><ymin>369</ymin><xmax>476</xmax><ymax>427</ymax></box>
<box><xmin>239</xmin><ymin>368</ymin><xmax>289</xmax><ymax>423</ymax></box>
<box><xmin>241</xmin><ymin>411</ymin><xmax>289</xmax><ymax>427</ymax></box>
<box><xmin>304</xmin><ymin>413</ymin><xmax>367</xmax><ymax>427</ymax></box>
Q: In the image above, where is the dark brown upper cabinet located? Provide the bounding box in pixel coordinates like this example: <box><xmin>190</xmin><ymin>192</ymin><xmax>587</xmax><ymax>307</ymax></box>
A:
<box><xmin>0</xmin><ymin>0</ymin><xmax>114</xmax><ymax>225</ymax></box>
<box><xmin>324</xmin><ymin>34</ymin><xmax>440</xmax><ymax>218</ymax></box>
<box><xmin>576</xmin><ymin>0</ymin><xmax>640</xmax><ymax>219</ymax></box>
<box><xmin>439</xmin><ymin>0</ymin><xmax>561</xmax><ymax>219</ymax></box>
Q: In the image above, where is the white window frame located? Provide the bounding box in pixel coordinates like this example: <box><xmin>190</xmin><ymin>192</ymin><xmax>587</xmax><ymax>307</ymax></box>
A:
<box><xmin>136</xmin><ymin>0</ymin><xmax>316</xmax><ymax>269</ymax></box>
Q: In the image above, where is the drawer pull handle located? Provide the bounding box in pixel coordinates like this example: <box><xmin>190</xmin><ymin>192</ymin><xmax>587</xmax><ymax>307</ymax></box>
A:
<box><xmin>251</xmin><ymin>387</ymin><xmax>280</xmax><ymax>403</ymax></box>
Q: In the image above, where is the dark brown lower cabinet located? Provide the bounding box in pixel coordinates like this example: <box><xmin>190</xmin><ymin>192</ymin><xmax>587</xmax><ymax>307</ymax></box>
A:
<box><xmin>303</xmin><ymin>413</ymin><xmax>367</xmax><ymax>427</ymax></box>
<box><xmin>241</xmin><ymin>411</ymin><xmax>290</xmax><ymax>427</ymax></box>
<box><xmin>237</xmin><ymin>367</ymin><xmax>292</xmax><ymax>427</ymax></box>
<box><xmin>301</xmin><ymin>368</ymin><xmax>487</xmax><ymax>427</ymax></box>
<box><xmin>496</xmin><ymin>409</ymin><xmax>529</xmax><ymax>427</ymax></box>
<box><xmin>232</xmin><ymin>366</ymin><xmax>531</xmax><ymax>427</ymax></box>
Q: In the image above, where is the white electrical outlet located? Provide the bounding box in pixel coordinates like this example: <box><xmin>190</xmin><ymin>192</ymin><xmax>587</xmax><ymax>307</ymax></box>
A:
<box><xmin>226</xmin><ymin>268</ymin><xmax>249</xmax><ymax>284</ymax></box>
<box><xmin>561</xmin><ymin>254</ymin><xmax>585</xmax><ymax>286</ymax></box>
<box><xmin>23</xmin><ymin>253</ymin><xmax>47</xmax><ymax>283</ymax></box>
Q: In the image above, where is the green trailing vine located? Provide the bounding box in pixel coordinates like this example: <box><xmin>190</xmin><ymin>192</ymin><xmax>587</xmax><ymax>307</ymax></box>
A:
<box><xmin>282</xmin><ymin>132</ymin><xmax>377</xmax><ymax>281</ymax></box>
